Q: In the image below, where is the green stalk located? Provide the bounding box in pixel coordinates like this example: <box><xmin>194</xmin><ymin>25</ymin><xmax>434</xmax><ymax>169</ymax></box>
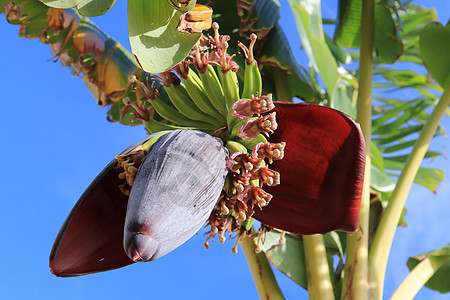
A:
<box><xmin>303</xmin><ymin>235</ymin><xmax>335</xmax><ymax>300</ymax></box>
<box><xmin>341</xmin><ymin>163</ymin><xmax>371</xmax><ymax>300</ymax></box>
<box><xmin>240</xmin><ymin>236</ymin><xmax>285</xmax><ymax>300</ymax></box>
<box><xmin>390</xmin><ymin>256</ymin><xmax>447</xmax><ymax>300</ymax></box>
<box><xmin>341</xmin><ymin>0</ymin><xmax>374</xmax><ymax>299</ymax></box>
<box><xmin>369</xmin><ymin>83</ymin><xmax>450</xmax><ymax>299</ymax></box>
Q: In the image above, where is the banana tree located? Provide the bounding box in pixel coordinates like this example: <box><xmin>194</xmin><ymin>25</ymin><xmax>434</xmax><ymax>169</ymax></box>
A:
<box><xmin>1</xmin><ymin>0</ymin><xmax>449</xmax><ymax>299</ymax></box>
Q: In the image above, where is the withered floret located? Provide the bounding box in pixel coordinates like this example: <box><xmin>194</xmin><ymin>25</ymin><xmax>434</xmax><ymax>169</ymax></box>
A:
<box><xmin>239</xmin><ymin>112</ymin><xmax>278</xmax><ymax>141</ymax></box>
<box><xmin>232</xmin><ymin>94</ymin><xmax>275</xmax><ymax>120</ymax></box>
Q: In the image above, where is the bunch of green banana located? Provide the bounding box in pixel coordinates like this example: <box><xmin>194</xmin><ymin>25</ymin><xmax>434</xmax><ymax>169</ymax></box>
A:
<box><xmin>126</xmin><ymin>24</ymin><xmax>264</xmax><ymax>144</ymax></box>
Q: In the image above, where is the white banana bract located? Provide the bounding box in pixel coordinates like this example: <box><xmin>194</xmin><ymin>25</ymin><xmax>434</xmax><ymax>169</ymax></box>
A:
<box><xmin>124</xmin><ymin>129</ymin><xmax>228</xmax><ymax>261</ymax></box>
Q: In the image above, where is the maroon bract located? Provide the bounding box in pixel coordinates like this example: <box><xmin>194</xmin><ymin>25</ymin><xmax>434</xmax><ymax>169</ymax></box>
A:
<box><xmin>49</xmin><ymin>155</ymin><xmax>134</xmax><ymax>277</ymax></box>
<box><xmin>49</xmin><ymin>138</ymin><xmax>153</xmax><ymax>277</ymax></box>
<box><xmin>253</xmin><ymin>102</ymin><xmax>366</xmax><ymax>234</ymax></box>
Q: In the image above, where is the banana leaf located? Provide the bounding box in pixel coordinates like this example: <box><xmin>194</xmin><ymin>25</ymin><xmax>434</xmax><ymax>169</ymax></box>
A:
<box><xmin>334</xmin><ymin>0</ymin><xmax>404</xmax><ymax>63</ymax></box>
<box><xmin>407</xmin><ymin>245</ymin><xmax>450</xmax><ymax>293</ymax></box>
<box><xmin>40</xmin><ymin>0</ymin><xmax>116</xmax><ymax>17</ymax></box>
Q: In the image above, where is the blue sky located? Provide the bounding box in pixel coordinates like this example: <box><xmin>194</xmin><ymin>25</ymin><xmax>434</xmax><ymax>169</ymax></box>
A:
<box><xmin>0</xmin><ymin>0</ymin><xmax>449</xmax><ymax>299</ymax></box>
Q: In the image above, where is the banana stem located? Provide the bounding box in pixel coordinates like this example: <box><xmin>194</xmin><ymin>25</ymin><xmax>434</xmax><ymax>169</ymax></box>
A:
<box><xmin>303</xmin><ymin>235</ymin><xmax>335</xmax><ymax>300</ymax></box>
<box><xmin>341</xmin><ymin>0</ymin><xmax>374</xmax><ymax>299</ymax></box>
<box><xmin>341</xmin><ymin>161</ymin><xmax>371</xmax><ymax>300</ymax></box>
<box><xmin>390</xmin><ymin>256</ymin><xmax>448</xmax><ymax>300</ymax></box>
<box><xmin>369</xmin><ymin>82</ymin><xmax>450</xmax><ymax>299</ymax></box>
<box><xmin>241</xmin><ymin>236</ymin><xmax>285</xmax><ymax>300</ymax></box>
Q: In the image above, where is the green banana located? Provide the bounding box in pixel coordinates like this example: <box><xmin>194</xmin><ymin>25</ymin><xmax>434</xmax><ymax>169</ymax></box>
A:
<box><xmin>199</xmin><ymin>65</ymin><xmax>228</xmax><ymax>117</ymax></box>
<box><xmin>241</xmin><ymin>60</ymin><xmax>262</xmax><ymax>99</ymax></box>
<box><xmin>229</xmin><ymin>118</ymin><xmax>249</xmax><ymax>141</ymax></box>
<box><xmin>239</xmin><ymin>34</ymin><xmax>262</xmax><ymax>99</ymax></box>
<box><xmin>217</xmin><ymin>67</ymin><xmax>240</xmax><ymax>108</ymax></box>
<box><xmin>225</xmin><ymin>140</ymin><xmax>248</xmax><ymax>154</ymax></box>
<box><xmin>150</xmin><ymin>97</ymin><xmax>214</xmax><ymax>130</ymax></box>
<box><xmin>220</xmin><ymin>68</ymin><xmax>241</xmax><ymax>131</ymax></box>
<box><xmin>238</xmin><ymin>134</ymin><xmax>268</xmax><ymax>151</ymax></box>
<box><xmin>144</xmin><ymin>118</ymin><xmax>211</xmax><ymax>134</ymax></box>
<box><xmin>164</xmin><ymin>83</ymin><xmax>220</xmax><ymax>127</ymax></box>
<box><xmin>227</xmin><ymin>109</ymin><xmax>239</xmax><ymax>133</ymax></box>
<box><xmin>183</xmin><ymin>69</ymin><xmax>226</xmax><ymax>124</ymax></box>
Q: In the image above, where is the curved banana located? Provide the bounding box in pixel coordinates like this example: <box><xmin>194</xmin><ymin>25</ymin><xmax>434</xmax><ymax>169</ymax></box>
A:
<box><xmin>144</xmin><ymin>118</ymin><xmax>211</xmax><ymax>134</ymax></box>
<box><xmin>238</xmin><ymin>134</ymin><xmax>268</xmax><ymax>151</ymax></box>
<box><xmin>199</xmin><ymin>65</ymin><xmax>228</xmax><ymax>117</ymax></box>
<box><xmin>183</xmin><ymin>70</ymin><xmax>226</xmax><ymax>124</ymax></box>
<box><xmin>218</xmin><ymin>67</ymin><xmax>240</xmax><ymax>108</ymax></box>
<box><xmin>225</xmin><ymin>140</ymin><xmax>248</xmax><ymax>155</ymax></box>
<box><xmin>150</xmin><ymin>97</ymin><xmax>214</xmax><ymax>130</ymax></box>
<box><xmin>239</xmin><ymin>34</ymin><xmax>262</xmax><ymax>99</ymax></box>
<box><xmin>164</xmin><ymin>83</ymin><xmax>220</xmax><ymax>127</ymax></box>
<box><xmin>241</xmin><ymin>61</ymin><xmax>262</xmax><ymax>99</ymax></box>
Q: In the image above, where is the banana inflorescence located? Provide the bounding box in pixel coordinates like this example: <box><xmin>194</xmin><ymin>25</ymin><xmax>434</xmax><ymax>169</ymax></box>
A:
<box><xmin>122</xmin><ymin>22</ymin><xmax>286</xmax><ymax>254</ymax></box>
